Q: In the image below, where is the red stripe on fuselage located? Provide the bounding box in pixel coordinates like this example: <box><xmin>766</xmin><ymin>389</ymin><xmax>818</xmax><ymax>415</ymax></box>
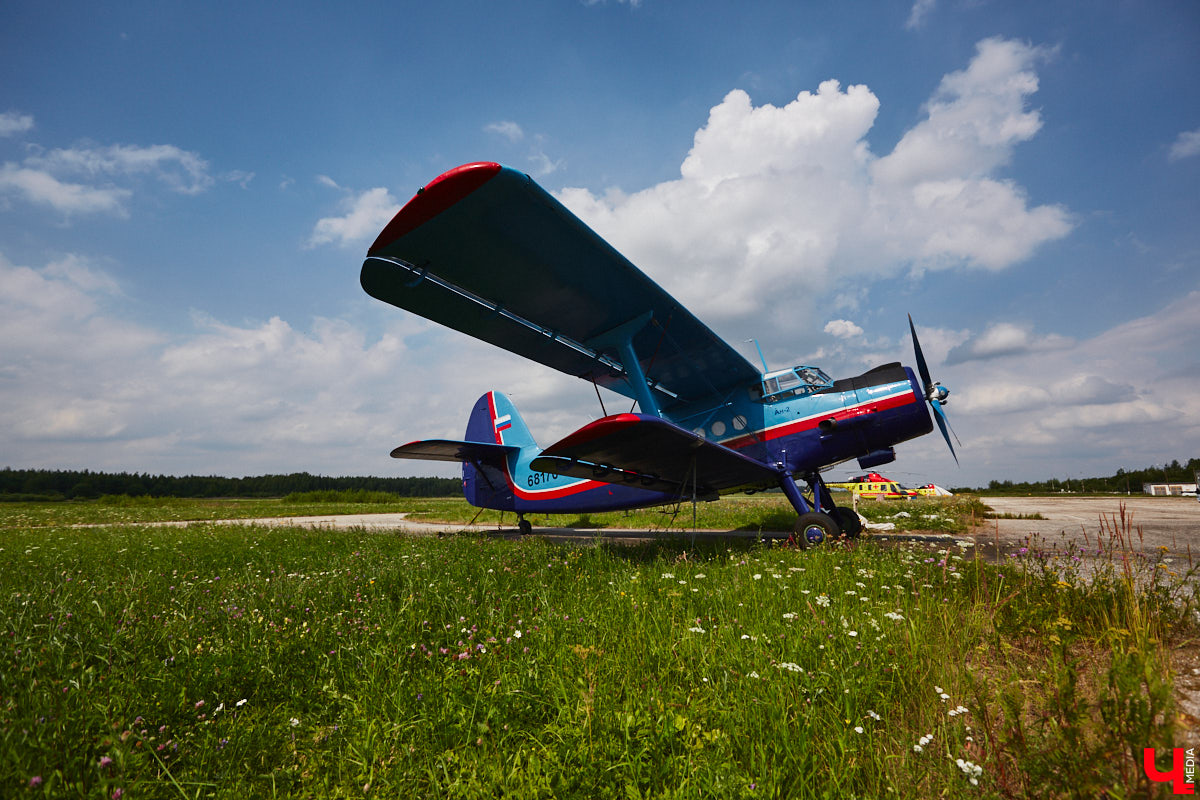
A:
<box><xmin>723</xmin><ymin>387</ymin><xmax>919</xmax><ymax>450</ymax></box>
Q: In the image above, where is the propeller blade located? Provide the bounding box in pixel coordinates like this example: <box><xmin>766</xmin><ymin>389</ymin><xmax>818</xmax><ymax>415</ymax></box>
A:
<box><xmin>909</xmin><ymin>313</ymin><xmax>958</xmax><ymax>464</ymax></box>
<box><xmin>931</xmin><ymin>401</ymin><xmax>958</xmax><ymax>465</ymax></box>
<box><xmin>908</xmin><ymin>313</ymin><xmax>933</xmax><ymax>393</ymax></box>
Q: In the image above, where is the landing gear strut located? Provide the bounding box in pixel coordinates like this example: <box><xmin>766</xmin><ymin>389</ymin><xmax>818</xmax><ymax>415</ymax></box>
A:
<box><xmin>778</xmin><ymin>471</ymin><xmax>860</xmax><ymax>547</ymax></box>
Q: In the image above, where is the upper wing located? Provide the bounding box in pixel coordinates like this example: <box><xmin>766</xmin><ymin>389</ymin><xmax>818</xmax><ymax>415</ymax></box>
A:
<box><xmin>529</xmin><ymin>413</ymin><xmax>780</xmax><ymax>497</ymax></box>
<box><xmin>361</xmin><ymin>162</ymin><xmax>760</xmax><ymax>413</ymax></box>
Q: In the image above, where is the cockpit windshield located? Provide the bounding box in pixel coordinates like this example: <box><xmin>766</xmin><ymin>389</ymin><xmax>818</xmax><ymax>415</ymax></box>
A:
<box><xmin>758</xmin><ymin>366</ymin><xmax>833</xmax><ymax>400</ymax></box>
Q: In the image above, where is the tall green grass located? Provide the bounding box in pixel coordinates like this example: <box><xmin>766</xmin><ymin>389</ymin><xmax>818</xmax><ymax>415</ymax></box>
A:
<box><xmin>0</xmin><ymin>501</ymin><xmax>1193</xmax><ymax>797</ymax></box>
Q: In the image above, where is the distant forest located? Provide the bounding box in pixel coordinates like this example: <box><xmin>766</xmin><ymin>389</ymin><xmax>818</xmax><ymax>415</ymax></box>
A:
<box><xmin>968</xmin><ymin>458</ymin><xmax>1200</xmax><ymax>495</ymax></box>
<box><xmin>2</xmin><ymin>459</ymin><xmax>1197</xmax><ymax>501</ymax></box>
<box><xmin>0</xmin><ymin>468</ymin><xmax>460</xmax><ymax>501</ymax></box>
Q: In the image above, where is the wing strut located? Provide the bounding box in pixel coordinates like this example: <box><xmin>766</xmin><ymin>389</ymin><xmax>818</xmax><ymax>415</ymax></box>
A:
<box><xmin>587</xmin><ymin>312</ymin><xmax>662</xmax><ymax>417</ymax></box>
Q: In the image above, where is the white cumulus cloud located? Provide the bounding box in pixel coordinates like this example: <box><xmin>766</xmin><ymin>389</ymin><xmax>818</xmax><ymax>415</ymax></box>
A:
<box><xmin>556</xmin><ymin>37</ymin><xmax>1072</xmax><ymax>347</ymax></box>
<box><xmin>1169</xmin><ymin>128</ymin><xmax>1200</xmax><ymax>161</ymax></box>
<box><xmin>824</xmin><ymin>319</ymin><xmax>864</xmax><ymax>339</ymax></box>
<box><xmin>0</xmin><ymin>110</ymin><xmax>34</xmax><ymax>137</ymax></box>
<box><xmin>484</xmin><ymin>120</ymin><xmax>524</xmax><ymax>142</ymax></box>
<box><xmin>309</xmin><ymin>187</ymin><xmax>401</xmax><ymax>248</ymax></box>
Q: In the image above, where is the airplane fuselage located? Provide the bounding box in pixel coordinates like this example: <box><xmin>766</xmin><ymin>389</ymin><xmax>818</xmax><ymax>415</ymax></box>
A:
<box><xmin>462</xmin><ymin>363</ymin><xmax>932</xmax><ymax>515</ymax></box>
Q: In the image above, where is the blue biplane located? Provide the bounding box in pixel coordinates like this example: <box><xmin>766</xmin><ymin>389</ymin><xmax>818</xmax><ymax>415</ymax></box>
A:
<box><xmin>360</xmin><ymin>162</ymin><xmax>956</xmax><ymax>544</ymax></box>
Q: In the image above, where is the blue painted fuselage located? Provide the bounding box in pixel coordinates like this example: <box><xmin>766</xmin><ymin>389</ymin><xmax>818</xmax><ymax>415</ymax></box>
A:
<box><xmin>462</xmin><ymin>363</ymin><xmax>932</xmax><ymax>515</ymax></box>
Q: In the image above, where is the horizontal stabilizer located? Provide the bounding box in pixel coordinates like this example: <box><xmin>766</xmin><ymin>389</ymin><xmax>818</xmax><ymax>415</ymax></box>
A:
<box><xmin>391</xmin><ymin>439</ymin><xmax>517</xmax><ymax>468</ymax></box>
<box><xmin>532</xmin><ymin>414</ymin><xmax>779</xmax><ymax>496</ymax></box>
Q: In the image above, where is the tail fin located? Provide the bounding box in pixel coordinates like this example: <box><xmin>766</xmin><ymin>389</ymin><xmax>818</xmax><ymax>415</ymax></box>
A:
<box><xmin>464</xmin><ymin>391</ymin><xmax>538</xmax><ymax>450</ymax></box>
<box><xmin>462</xmin><ymin>391</ymin><xmax>537</xmax><ymax>509</ymax></box>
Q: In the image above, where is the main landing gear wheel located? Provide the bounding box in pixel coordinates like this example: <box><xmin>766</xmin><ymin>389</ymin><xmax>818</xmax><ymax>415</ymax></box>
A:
<box><xmin>794</xmin><ymin>512</ymin><xmax>840</xmax><ymax>548</ymax></box>
<box><xmin>517</xmin><ymin>517</ymin><xmax>533</xmax><ymax>536</ymax></box>
<box><xmin>830</xmin><ymin>507</ymin><xmax>863</xmax><ymax>538</ymax></box>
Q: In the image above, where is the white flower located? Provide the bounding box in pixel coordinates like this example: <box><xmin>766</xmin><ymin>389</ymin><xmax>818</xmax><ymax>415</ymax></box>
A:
<box><xmin>867</xmin><ymin>710</ymin><xmax>881</xmax><ymax>721</ymax></box>
<box><xmin>753</xmin><ymin>573</ymin><xmax>762</xmax><ymax>580</ymax></box>
<box><xmin>815</xmin><ymin>594</ymin><xmax>831</xmax><ymax>607</ymax></box>
<box><xmin>661</xmin><ymin>573</ymin><xmax>674</xmax><ymax>579</ymax></box>
<box><xmin>289</xmin><ymin>718</ymin><xmax>300</xmax><ymax>727</ymax></box>
<box><xmin>776</xmin><ymin>662</ymin><xmax>803</xmax><ymax>673</ymax></box>
<box><xmin>688</xmin><ymin>626</ymin><xmax>706</xmax><ymax>634</ymax></box>
<box><xmin>747</xmin><ymin>671</ymin><xmax>760</xmax><ymax>679</ymax></box>
<box><xmin>848</xmin><ymin>631</ymin><xmax>858</xmax><ymax>637</ymax></box>
<box><xmin>236</xmin><ymin>699</ymin><xmax>248</xmax><ymax>707</ymax></box>
<box><xmin>854</xmin><ymin>726</ymin><xmax>864</xmax><ymax>734</ymax></box>
<box><xmin>913</xmin><ymin>744</ymin><xmax>923</xmax><ymax>753</ymax></box>
<box><xmin>782</xmin><ymin>612</ymin><xmax>796</xmax><ymax>619</ymax></box>
<box><xmin>513</xmin><ymin>630</ymin><xmax>522</xmax><ymax>639</ymax></box>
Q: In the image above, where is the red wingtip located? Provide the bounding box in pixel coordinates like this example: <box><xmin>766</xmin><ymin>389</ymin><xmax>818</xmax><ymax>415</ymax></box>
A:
<box><xmin>367</xmin><ymin>162</ymin><xmax>502</xmax><ymax>255</ymax></box>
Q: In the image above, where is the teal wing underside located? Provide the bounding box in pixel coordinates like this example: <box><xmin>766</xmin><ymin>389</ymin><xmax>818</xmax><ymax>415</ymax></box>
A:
<box><xmin>361</xmin><ymin>162</ymin><xmax>760</xmax><ymax>413</ymax></box>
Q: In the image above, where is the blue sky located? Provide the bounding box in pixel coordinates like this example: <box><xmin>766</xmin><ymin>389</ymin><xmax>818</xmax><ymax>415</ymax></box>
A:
<box><xmin>2</xmin><ymin>0</ymin><xmax>1198</xmax><ymax>489</ymax></box>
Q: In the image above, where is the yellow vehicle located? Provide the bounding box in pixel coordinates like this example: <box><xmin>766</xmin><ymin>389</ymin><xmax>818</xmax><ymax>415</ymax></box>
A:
<box><xmin>826</xmin><ymin>473</ymin><xmax>920</xmax><ymax>499</ymax></box>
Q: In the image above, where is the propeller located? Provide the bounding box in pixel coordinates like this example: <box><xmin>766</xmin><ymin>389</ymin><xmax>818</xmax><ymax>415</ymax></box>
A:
<box><xmin>908</xmin><ymin>314</ymin><xmax>958</xmax><ymax>465</ymax></box>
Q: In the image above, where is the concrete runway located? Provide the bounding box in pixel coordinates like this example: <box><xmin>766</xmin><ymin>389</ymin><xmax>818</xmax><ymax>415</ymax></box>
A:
<box><xmin>188</xmin><ymin>496</ymin><xmax>1198</xmax><ymax>562</ymax></box>
<box><xmin>967</xmin><ymin>496</ymin><xmax>1199</xmax><ymax>560</ymax></box>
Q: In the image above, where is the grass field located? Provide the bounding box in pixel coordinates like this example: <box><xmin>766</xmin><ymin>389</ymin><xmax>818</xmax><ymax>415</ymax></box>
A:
<box><xmin>1</xmin><ymin>496</ymin><xmax>1195</xmax><ymax>798</ymax></box>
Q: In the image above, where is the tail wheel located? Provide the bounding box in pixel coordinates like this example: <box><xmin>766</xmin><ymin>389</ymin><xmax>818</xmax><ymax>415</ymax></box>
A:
<box><xmin>830</xmin><ymin>507</ymin><xmax>863</xmax><ymax>538</ymax></box>
<box><xmin>794</xmin><ymin>512</ymin><xmax>839</xmax><ymax>548</ymax></box>
<box><xmin>518</xmin><ymin>518</ymin><xmax>533</xmax><ymax>536</ymax></box>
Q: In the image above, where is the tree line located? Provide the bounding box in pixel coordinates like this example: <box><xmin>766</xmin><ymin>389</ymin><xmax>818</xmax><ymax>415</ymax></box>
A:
<box><xmin>971</xmin><ymin>458</ymin><xmax>1200</xmax><ymax>495</ymax></box>
<box><xmin>0</xmin><ymin>468</ymin><xmax>461</xmax><ymax>501</ymax></box>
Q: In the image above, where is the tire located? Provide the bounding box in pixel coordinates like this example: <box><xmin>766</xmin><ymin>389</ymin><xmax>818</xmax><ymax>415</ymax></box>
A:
<box><xmin>518</xmin><ymin>519</ymin><xmax>532</xmax><ymax>536</ymax></box>
<box><xmin>830</xmin><ymin>507</ymin><xmax>863</xmax><ymax>538</ymax></box>
<box><xmin>794</xmin><ymin>512</ymin><xmax>840</xmax><ymax>548</ymax></box>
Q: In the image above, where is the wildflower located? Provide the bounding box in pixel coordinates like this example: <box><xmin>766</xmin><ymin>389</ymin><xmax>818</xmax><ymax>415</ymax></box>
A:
<box><xmin>867</xmin><ymin>710</ymin><xmax>881</xmax><ymax>721</ymax></box>
<box><xmin>112</xmin><ymin>789</ymin><xmax>124</xmax><ymax>799</ymax></box>
<box><xmin>99</xmin><ymin>756</ymin><xmax>113</xmax><ymax>768</ymax></box>
<box><xmin>513</xmin><ymin>629</ymin><xmax>522</xmax><ymax>638</ymax></box>
<box><xmin>854</xmin><ymin>726</ymin><xmax>864</xmax><ymax>734</ymax></box>
<box><xmin>782</xmin><ymin>612</ymin><xmax>796</xmax><ymax>619</ymax></box>
<box><xmin>956</xmin><ymin>758</ymin><xmax>984</xmax><ymax>785</ymax></box>
<box><xmin>236</xmin><ymin>698</ymin><xmax>248</xmax><ymax>707</ymax></box>
<box><xmin>289</xmin><ymin>718</ymin><xmax>300</xmax><ymax>727</ymax></box>
<box><xmin>815</xmin><ymin>594</ymin><xmax>831</xmax><ymax>607</ymax></box>
<box><xmin>688</xmin><ymin>626</ymin><xmax>706</xmax><ymax>634</ymax></box>
<box><xmin>194</xmin><ymin>700</ymin><xmax>205</xmax><ymax>709</ymax></box>
<box><xmin>747</xmin><ymin>671</ymin><xmax>760</xmax><ymax>679</ymax></box>
<box><xmin>753</xmin><ymin>573</ymin><xmax>762</xmax><ymax>580</ymax></box>
<box><xmin>29</xmin><ymin>777</ymin><xmax>43</xmax><ymax>788</ymax></box>
<box><xmin>777</xmin><ymin>662</ymin><xmax>803</xmax><ymax>673</ymax></box>
<box><xmin>847</xmin><ymin>630</ymin><xmax>858</xmax><ymax>637</ymax></box>
<box><xmin>661</xmin><ymin>572</ymin><xmax>675</xmax><ymax>579</ymax></box>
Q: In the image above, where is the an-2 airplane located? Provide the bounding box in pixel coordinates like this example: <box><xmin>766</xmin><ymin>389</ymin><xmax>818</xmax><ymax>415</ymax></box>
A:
<box><xmin>360</xmin><ymin>162</ymin><xmax>956</xmax><ymax>545</ymax></box>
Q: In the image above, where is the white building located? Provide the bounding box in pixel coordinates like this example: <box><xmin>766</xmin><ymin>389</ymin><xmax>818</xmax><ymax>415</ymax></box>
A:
<box><xmin>1142</xmin><ymin>482</ymin><xmax>1198</xmax><ymax>497</ymax></box>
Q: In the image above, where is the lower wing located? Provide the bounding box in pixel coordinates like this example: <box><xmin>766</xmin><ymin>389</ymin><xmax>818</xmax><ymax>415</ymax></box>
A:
<box><xmin>530</xmin><ymin>414</ymin><xmax>779</xmax><ymax>497</ymax></box>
